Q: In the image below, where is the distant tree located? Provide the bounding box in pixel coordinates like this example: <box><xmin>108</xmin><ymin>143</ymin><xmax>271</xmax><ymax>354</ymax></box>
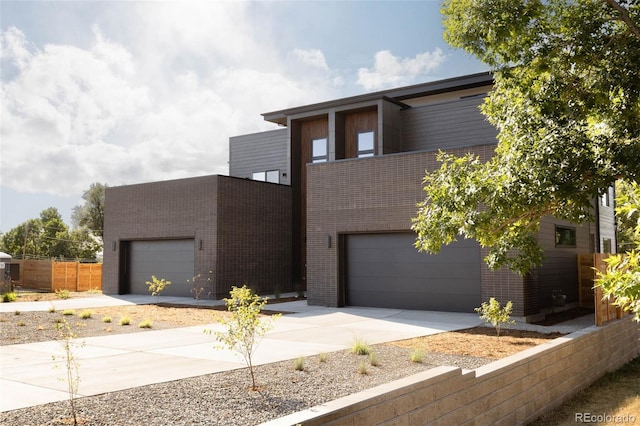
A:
<box><xmin>617</xmin><ymin>180</ymin><xmax>640</xmax><ymax>252</ymax></box>
<box><xmin>0</xmin><ymin>208</ymin><xmax>100</xmax><ymax>261</ymax></box>
<box><xmin>72</xmin><ymin>183</ymin><xmax>107</xmax><ymax>241</ymax></box>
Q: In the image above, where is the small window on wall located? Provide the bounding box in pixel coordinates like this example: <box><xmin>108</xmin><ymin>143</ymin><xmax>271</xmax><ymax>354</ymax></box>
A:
<box><xmin>601</xmin><ymin>188</ymin><xmax>610</xmax><ymax>207</ymax></box>
<box><xmin>312</xmin><ymin>138</ymin><xmax>328</xmax><ymax>163</ymax></box>
<box><xmin>603</xmin><ymin>239</ymin><xmax>612</xmax><ymax>253</ymax></box>
<box><xmin>555</xmin><ymin>225</ymin><xmax>577</xmax><ymax>247</ymax></box>
<box><xmin>252</xmin><ymin>170</ymin><xmax>279</xmax><ymax>183</ymax></box>
<box><xmin>357</xmin><ymin>131</ymin><xmax>375</xmax><ymax>157</ymax></box>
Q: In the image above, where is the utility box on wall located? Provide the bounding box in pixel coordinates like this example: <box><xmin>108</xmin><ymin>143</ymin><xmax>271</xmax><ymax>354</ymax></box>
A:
<box><xmin>0</xmin><ymin>252</ymin><xmax>12</xmax><ymax>293</ymax></box>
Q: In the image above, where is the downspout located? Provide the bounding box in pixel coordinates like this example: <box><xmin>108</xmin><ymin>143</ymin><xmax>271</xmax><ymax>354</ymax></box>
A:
<box><xmin>595</xmin><ymin>194</ymin><xmax>601</xmax><ymax>253</ymax></box>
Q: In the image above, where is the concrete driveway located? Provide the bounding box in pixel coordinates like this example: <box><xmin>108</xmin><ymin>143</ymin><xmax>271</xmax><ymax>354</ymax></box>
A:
<box><xmin>0</xmin><ymin>294</ymin><xmax>485</xmax><ymax>412</ymax></box>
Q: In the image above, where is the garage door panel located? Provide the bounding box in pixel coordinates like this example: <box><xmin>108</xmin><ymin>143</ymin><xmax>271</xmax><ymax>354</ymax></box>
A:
<box><xmin>346</xmin><ymin>233</ymin><xmax>481</xmax><ymax>312</ymax></box>
<box><xmin>129</xmin><ymin>240</ymin><xmax>195</xmax><ymax>297</ymax></box>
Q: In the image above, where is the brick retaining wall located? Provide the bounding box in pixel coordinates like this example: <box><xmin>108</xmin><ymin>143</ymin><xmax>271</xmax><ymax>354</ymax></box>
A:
<box><xmin>261</xmin><ymin>317</ymin><xmax>640</xmax><ymax>425</ymax></box>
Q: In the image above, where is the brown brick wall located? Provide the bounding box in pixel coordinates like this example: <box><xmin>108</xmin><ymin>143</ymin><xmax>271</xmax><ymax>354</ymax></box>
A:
<box><xmin>102</xmin><ymin>175</ymin><xmax>291</xmax><ymax>299</ymax></box>
<box><xmin>305</xmin><ymin>144</ymin><xmax>528</xmax><ymax>310</ymax></box>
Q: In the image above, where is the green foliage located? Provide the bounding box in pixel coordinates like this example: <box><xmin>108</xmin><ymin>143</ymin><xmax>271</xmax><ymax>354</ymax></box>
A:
<box><xmin>293</xmin><ymin>357</ymin><xmax>305</xmax><ymax>371</ymax></box>
<box><xmin>188</xmin><ymin>271</ymin><xmax>212</xmax><ymax>304</ymax></box>
<box><xmin>138</xmin><ymin>319</ymin><xmax>153</xmax><ymax>329</ymax></box>
<box><xmin>616</xmin><ymin>181</ymin><xmax>640</xmax><ymax>251</ymax></box>
<box><xmin>413</xmin><ymin>0</ymin><xmax>640</xmax><ymax>274</ymax></box>
<box><xmin>596</xmin><ymin>183</ymin><xmax>640</xmax><ymax>321</ymax></box>
<box><xmin>358</xmin><ymin>361</ymin><xmax>368</xmax><ymax>375</ymax></box>
<box><xmin>0</xmin><ymin>207</ymin><xmax>101</xmax><ymax>261</ymax></box>
<box><xmin>206</xmin><ymin>284</ymin><xmax>281</xmax><ymax>390</ymax></box>
<box><xmin>410</xmin><ymin>349</ymin><xmax>425</xmax><ymax>363</ymax></box>
<box><xmin>146</xmin><ymin>275</ymin><xmax>171</xmax><ymax>302</ymax></box>
<box><xmin>72</xmin><ymin>182</ymin><xmax>107</xmax><ymax>241</ymax></box>
<box><xmin>2</xmin><ymin>292</ymin><xmax>17</xmax><ymax>302</ymax></box>
<box><xmin>48</xmin><ymin>306</ymin><xmax>56</xmax><ymax>313</ymax></box>
<box><xmin>78</xmin><ymin>310</ymin><xmax>93</xmax><ymax>319</ymax></box>
<box><xmin>368</xmin><ymin>352</ymin><xmax>380</xmax><ymax>367</ymax></box>
<box><xmin>318</xmin><ymin>352</ymin><xmax>328</xmax><ymax>363</ymax></box>
<box><xmin>56</xmin><ymin>289</ymin><xmax>71</xmax><ymax>299</ymax></box>
<box><xmin>119</xmin><ymin>316</ymin><xmax>131</xmax><ymax>326</ymax></box>
<box><xmin>62</xmin><ymin>309</ymin><xmax>75</xmax><ymax>316</ymax></box>
<box><xmin>351</xmin><ymin>338</ymin><xmax>372</xmax><ymax>356</ymax></box>
<box><xmin>102</xmin><ymin>316</ymin><xmax>112</xmax><ymax>323</ymax></box>
<box><xmin>475</xmin><ymin>298</ymin><xmax>515</xmax><ymax>337</ymax></box>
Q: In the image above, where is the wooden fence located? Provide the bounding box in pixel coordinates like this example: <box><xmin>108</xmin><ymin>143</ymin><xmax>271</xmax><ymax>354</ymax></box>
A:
<box><xmin>577</xmin><ymin>253</ymin><xmax>626</xmax><ymax>326</ymax></box>
<box><xmin>10</xmin><ymin>259</ymin><xmax>102</xmax><ymax>292</ymax></box>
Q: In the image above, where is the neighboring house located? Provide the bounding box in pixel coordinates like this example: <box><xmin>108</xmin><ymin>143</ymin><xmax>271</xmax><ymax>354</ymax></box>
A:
<box><xmin>103</xmin><ymin>71</ymin><xmax>615</xmax><ymax>319</ymax></box>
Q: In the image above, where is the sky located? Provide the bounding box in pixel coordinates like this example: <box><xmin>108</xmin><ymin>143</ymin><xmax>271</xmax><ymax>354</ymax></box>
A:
<box><xmin>0</xmin><ymin>0</ymin><xmax>487</xmax><ymax>233</ymax></box>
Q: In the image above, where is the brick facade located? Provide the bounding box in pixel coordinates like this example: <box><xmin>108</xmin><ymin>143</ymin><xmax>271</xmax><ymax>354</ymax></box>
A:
<box><xmin>102</xmin><ymin>175</ymin><xmax>291</xmax><ymax>298</ymax></box>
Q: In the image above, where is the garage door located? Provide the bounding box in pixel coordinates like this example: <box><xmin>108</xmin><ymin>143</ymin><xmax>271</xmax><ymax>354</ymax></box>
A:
<box><xmin>129</xmin><ymin>240</ymin><xmax>195</xmax><ymax>297</ymax></box>
<box><xmin>346</xmin><ymin>233</ymin><xmax>481</xmax><ymax>312</ymax></box>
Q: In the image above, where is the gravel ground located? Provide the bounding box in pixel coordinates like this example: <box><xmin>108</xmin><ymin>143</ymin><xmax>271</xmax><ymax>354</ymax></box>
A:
<box><xmin>0</xmin><ymin>343</ymin><xmax>491</xmax><ymax>426</ymax></box>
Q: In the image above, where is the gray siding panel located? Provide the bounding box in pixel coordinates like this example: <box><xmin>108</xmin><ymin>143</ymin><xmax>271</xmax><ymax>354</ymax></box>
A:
<box><xmin>346</xmin><ymin>233</ymin><xmax>481</xmax><ymax>312</ymax></box>
<box><xmin>401</xmin><ymin>96</ymin><xmax>497</xmax><ymax>151</ymax></box>
<box><xmin>229</xmin><ymin>128</ymin><xmax>289</xmax><ymax>185</ymax></box>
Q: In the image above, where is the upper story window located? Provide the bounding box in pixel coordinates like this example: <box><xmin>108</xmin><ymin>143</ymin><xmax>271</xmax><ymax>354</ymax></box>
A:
<box><xmin>555</xmin><ymin>225</ymin><xmax>577</xmax><ymax>248</ymax></box>
<box><xmin>357</xmin><ymin>131</ymin><xmax>374</xmax><ymax>157</ymax></box>
<box><xmin>601</xmin><ymin>188</ymin><xmax>610</xmax><ymax>207</ymax></box>
<box><xmin>312</xmin><ymin>138</ymin><xmax>328</xmax><ymax>163</ymax></box>
<box><xmin>252</xmin><ymin>170</ymin><xmax>279</xmax><ymax>183</ymax></box>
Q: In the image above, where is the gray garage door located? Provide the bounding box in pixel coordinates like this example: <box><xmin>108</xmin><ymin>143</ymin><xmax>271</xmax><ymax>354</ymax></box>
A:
<box><xmin>346</xmin><ymin>233</ymin><xmax>481</xmax><ymax>312</ymax></box>
<box><xmin>129</xmin><ymin>240</ymin><xmax>195</xmax><ymax>297</ymax></box>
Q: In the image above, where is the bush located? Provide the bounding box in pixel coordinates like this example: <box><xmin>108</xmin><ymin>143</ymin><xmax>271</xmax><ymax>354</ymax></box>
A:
<box><xmin>358</xmin><ymin>361</ymin><xmax>369</xmax><ymax>375</ymax></box>
<box><xmin>293</xmin><ymin>357</ymin><xmax>305</xmax><ymax>371</ymax></box>
<box><xmin>475</xmin><ymin>298</ymin><xmax>515</xmax><ymax>337</ymax></box>
<box><xmin>410</xmin><ymin>349</ymin><xmax>425</xmax><ymax>363</ymax></box>
<box><xmin>138</xmin><ymin>319</ymin><xmax>153</xmax><ymax>329</ymax></box>
<box><xmin>318</xmin><ymin>353</ymin><xmax>328</xmax><ymax>363</ymax></box>
<box><xmin>146</xmin><ymin>275</ymin><xmax>171</xmax><ymax>303</ymax></box>
<box><xmin>369</xmin><ymin>352</ymin><xmax>380</xmax><ymax>367</ymax></box>
<box><xmin>78</xmin><ymin>310</ymin><xmax>93</xmax><ymax>319</ymax></box>
<box><xmin>119</xmin><ymin>316</ymin><xmax>131</xmax><ymax>326</ymax></box>
<box><xmin>2</xmin><ymin>292</ymin><xmax>17</xmax><ymax>302</ymax></box>
<box><xmin>351</xmin><ymin>338</ymin><xmax>371</xmax><ymax>355</ymax></box>
<box><xmin>62</xmin><ymin>309</ymin><xmax>75</xmax><ymax>316</ymax></box>
<box><xmin>55</xmin><ymin>289</ymin><xmax>71</xmax><ymax>300</ymax></box>
<box><xmin>102</xmin><ymin>316</ymin><xmax>112</xmax><ymax>323</ymax></box>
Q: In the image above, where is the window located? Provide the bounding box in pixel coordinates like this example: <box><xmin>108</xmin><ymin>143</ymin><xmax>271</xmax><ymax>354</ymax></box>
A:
<box><xmin>601</xmin><ymin>188</ymin><xmax>610</xmax><ymax>207</ymax></box>
<box><xmin>603</xmin><ymin>239</ymin><xmax>612</xmax><ymax>253</ymax></box>
<box><xmin>312</xmin><ymin>138</ymin><xmax>328</xmax><ymax>163</ymax></box>
<box><xmin>357</xmin><ymin>131</ymin><xmax>374</xmax><ymax>157</ymax></box>
<box><xmin>555</xmin><ymin>225</ymin><xmax>577</xmax><ymax>247</ymax></box>
<box><xmin>252</xmin><ymin>170</ymin><xmax>279</xmax><ymax>183</ymax></box>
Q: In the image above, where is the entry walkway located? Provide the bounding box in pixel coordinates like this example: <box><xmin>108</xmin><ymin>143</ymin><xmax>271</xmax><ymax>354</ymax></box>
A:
<box><xmin>0</xmin><ymin>295</ymin><xmax>592</xmax><ymax>412</ymax></box>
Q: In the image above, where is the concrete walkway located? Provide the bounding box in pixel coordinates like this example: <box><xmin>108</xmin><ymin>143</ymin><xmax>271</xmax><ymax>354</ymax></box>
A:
<box><xmin>0</xmin><ymin>294</ymin><xmax>593</xmax><ymax>412</ymax></box>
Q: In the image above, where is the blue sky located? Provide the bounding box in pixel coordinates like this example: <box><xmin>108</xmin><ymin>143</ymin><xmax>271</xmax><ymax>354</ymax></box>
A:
<box><xmin>0</xmin><ymin>1</ymin><xmax>487</xmax><ymax>233</ymax></box>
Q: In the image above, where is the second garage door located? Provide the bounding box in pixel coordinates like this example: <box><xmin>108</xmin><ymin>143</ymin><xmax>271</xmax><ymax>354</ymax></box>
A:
<box><xmin>346</xmin><ymin>233</ymin><xmax>481</xmax><ymax>312</ymax></box>
<box><xmin>129</xmin><ymin>240</ymin><xmax>195</xmax><ymax>297</ymax></box>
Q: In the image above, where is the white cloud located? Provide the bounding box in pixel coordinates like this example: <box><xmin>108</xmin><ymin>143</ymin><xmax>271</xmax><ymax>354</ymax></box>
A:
<box><xmin>357</xmin><ymin>48</ymin><xmax>446</xmax><ymax>90</ymax></box>
<box><xmin>0</xmin><ymin>3</ymin><xmax>341</xmax><ymax>198</ymax></box>
<box><xmin>292</xmin><ymin>48</ymin><xmax>329</xmax><ymax>71</ymax></box>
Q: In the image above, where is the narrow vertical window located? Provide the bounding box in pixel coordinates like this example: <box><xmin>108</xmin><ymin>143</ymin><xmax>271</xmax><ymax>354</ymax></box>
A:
<box><xmin>312</xmin><ymin>138</ymin><xmax>328</xmax><ymax>163</ymax></box>
<box><xmin>357</xmin><ymin>131</ymin><xmax>374</xmax><ymax>157</ymax></box>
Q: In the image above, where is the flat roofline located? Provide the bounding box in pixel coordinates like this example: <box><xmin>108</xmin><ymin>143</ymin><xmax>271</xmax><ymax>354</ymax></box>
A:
<box><xmin>262</xmin><ymin>71</ymin><xmax>493</xmax><ymax>126</ymax></box>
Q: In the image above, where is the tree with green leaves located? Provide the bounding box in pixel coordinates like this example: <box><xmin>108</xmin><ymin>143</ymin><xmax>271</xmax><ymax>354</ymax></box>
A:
<box><xmin>0</xmin><ymin>208</ymin><xmax>101</xmax><ymax>261</ymax></box>
<box><xmin>412</xmin><ymin>0</ymin><xmax>640</xmax><ymax>275</ymax></box>
<box><xmin>72</xmin><ymin>182</ymin><xmax>107</xmax><ymax>241</ymax></box>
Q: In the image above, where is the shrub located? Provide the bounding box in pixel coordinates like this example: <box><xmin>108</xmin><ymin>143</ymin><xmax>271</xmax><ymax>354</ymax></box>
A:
<box><xmin>14</xmin><ymin>310</ymin><xmax>20</xmax><ymax>316</ymax></box>
<box><xmin>62</xmin><ymin>310</ymin><xmax>75</xmax><ymax>316</ymax></box>
<box><xmin>48</xmin><ymin>306</ymin><xmax>56</xmax><ymax>313</ymax></box>
<box><xmin>318</xmin><ymin>353</ymin><xmax>328</xmax><ymax>363</ymax></box>
<box><xmin>358</xmin><ymin>361</ymin><xmax>368</xmax><ymax>375</ymax></box>
<box><xmin>102</xmin><ymin>316</ymin><xmax>112</xmax><ymax>323</ymax></box>
<box><xmin>410</xmin><ymin>349</ymin><xmax>425</xmax><ymax>363</ymax></box>
<box><xmin>119</xmin><ymin>316</ymin><xmax>131</xmax><ymax>326</ymax></box>
<box><xmin>351</xmin><ymin>338</ymin><xmax>371</xmax><ymax>355</ymax></box>
<box><xmin>206</xmin><ymin>284</ymin><xmax>281</xmax><ymax>391</ymax></box>
<box><xmin>2</xmin><ymin>292</ymin><xmax>17</xmax><ymax>302</ymax></box>
<box><xmin>293</xmin><ymin>357</ymin><xmax>305</xmax><ymax>371</ymax></box>
<box><xmin>475</xmin><ymin>298</ymin><xmax>515</xmax><ymax>337</ymax></box>
<box><xmin>78</xmin><ymin>310</ymin><xmax>93</xmax><ymax>319</ymax></box>
<box><xmin>146</xmin><ymin>275</ymin><xmax>171</xmax><ymax>303</ymax></box>
<box><xmin>56</xmin><ymin>289</ymin><xmax>71</xmax><ymax>300</ymax></box>
<box><xmin>369</xmin><ymin>352</ymin><xmax>380</xmax><ymax>367</ymax></box>
<box><xmin>17</xmin><ymin>320</ymin><xmax>26</xmax><ymax>326</ymax></box>
<box><xmin>138</xmin><ymin>319</ymin><xmax>153</xmax><ymax>329</ymax></box>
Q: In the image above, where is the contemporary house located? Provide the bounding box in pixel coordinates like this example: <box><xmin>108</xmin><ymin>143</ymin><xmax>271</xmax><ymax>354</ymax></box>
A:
<box><xmin>102</xmin><ymin>71</ymin><xmax>615</xmax><ymax>318</ymax></box>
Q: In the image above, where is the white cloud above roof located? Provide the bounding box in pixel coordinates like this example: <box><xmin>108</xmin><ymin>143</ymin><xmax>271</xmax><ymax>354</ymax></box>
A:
<box><xmin>357</xmin><ymin>48</ymin><xmax>446</xmax><ymax>90</ymax></box>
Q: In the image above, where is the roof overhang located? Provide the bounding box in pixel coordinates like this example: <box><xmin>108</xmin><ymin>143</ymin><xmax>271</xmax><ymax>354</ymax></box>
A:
<box><xmin>262</xmin><ymin>71</ymin><xmax>494</xmax><ymax>126</ymax></box>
